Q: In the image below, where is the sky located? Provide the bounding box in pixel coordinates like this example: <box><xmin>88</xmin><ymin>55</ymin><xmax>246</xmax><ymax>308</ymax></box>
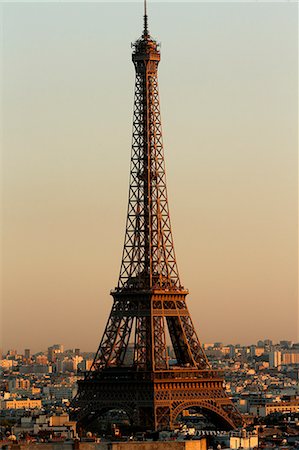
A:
<box><xmin>1</xmin><ymin>1</ymin><xmax>298</xmax><ymax>354</ymax></box>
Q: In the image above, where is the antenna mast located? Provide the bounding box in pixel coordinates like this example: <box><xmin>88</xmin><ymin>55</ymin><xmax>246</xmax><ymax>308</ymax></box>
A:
<box><xmin>143</xmin><ymin>0</ymin><xmax>149</xmax><ymax>36</ymax></box>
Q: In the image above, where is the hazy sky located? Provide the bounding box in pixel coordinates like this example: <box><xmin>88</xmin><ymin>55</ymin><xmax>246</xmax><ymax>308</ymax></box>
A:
<box><xmin>1</xmin><ymin>2</ymin><xmax>298</xmax><ymax>353</ymax></box>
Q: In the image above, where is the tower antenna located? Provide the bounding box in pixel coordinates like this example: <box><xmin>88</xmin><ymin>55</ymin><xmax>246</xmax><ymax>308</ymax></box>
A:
<box><xmin>143</xmin><ymin>0</ymin><xmax>149</xmax><ymax>36</ymax></box>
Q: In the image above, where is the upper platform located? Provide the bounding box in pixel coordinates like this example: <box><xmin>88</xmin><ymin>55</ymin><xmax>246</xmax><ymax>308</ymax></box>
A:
<box><xmin>132</xmin><ymin>34</ymin><xmax>160</xmax><ymax>63</ymax></box>
<box><xmin>132</xmin><ymin>11</ymin><xmax>160</xmax><ymax>65</ymax></box>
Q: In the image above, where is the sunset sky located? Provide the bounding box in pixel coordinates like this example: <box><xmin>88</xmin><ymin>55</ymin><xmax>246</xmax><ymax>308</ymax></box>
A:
<box><xmin>1</xmin><ymin>1</ymin><xmax>298</xmax><ymax>353</ymax></box>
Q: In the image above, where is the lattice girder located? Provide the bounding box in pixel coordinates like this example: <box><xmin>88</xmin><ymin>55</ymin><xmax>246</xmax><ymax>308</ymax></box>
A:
<box><xmin>72</xmin><ymin>20</ymin><xmax>243</xmax><ymax>432</ymax></box>
<box><xmin>118</xmin><ymin>35</ymin><xmax>180</xmax><ymax>291</ymax></box>
<box><xmin>90</xmin><ymin>290</ymin><xmax>210</xmax><ymax>373</ymax></box>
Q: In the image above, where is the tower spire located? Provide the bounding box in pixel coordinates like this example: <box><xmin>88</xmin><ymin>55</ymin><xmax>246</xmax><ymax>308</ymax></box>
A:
<box><xmin>143</xmin><ymin>0</ymin><xmax>149</xmax><ymax>36</ymax></box>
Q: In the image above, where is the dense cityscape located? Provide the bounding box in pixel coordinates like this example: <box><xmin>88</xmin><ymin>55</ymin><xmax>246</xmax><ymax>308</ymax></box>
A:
<box><xmin>1</xmin><ymin>339</ymin><xmax>299</xmax><ymax>447</ymax></box>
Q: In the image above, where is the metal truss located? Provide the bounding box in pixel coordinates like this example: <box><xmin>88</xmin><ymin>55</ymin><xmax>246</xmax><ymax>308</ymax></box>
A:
<box><xmin>73</xmin><ymin>19</ymin><xmax>243</xmax><ymax>432</ymax></box>
<box><xmin>118</xmin><ymin>34</ymin><xmax>180</xmax><ymax>291</ymax></box>
<box><xmin>89</xmin><ymin>291</ymin><xmax>210</xmax><ymax>373</ymax></box>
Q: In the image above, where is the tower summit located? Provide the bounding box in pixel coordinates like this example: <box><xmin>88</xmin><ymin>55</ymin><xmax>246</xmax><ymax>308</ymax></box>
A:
<box><xmin>72</xmin><ymin>2</ymin><xmax>242</xmax><ymax>431</ymax></box>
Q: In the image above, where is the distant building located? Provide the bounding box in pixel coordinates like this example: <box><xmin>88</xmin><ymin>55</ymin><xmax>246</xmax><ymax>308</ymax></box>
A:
<box><xmin>48</xmin><ymin>344</ymin><xmax>64</xmax><ymax>362</ymax></box>
<box><xmin>44</xmin><ymin>385</ymin><xmax>76</xmax><ymax>401</ymax></box>
<box><xmin>228</xmin><ymin>345</ymin><xmax>235</xmax><ymax>358</ymax></box>
<box><xmin>230</xmin><ymin>430</ymin><xmax>258</xmax><ymax>449</ymax></box>
<box><xmin>269</xmin><ymin>351</ymin><xmax>282</xmax><ymax>368</ymax></box>
<box><xmin>0</xmin><ymin>359</ymin><xmax>15</xmax><ymax>370</ymax></box>
<box><xmin>20</xmin><ymin>364</ymin><xmax>52</xmax><ymax>374</ymax></box>
<box><xmin>203</xmin><ymin>343</ymin><xmax>214</xmax><ymax>350</ymax></box>
<box><xmin>214</xmin><ymin>342</ymin><xmax>223</xmax><ymax>349</ymax></box>
<box><xmin>255</xmin><ymin>347</ymin><xmax>265</xmax><ymax>357</ymax></box>
<box><xmin>35</xmin><ymin>354</ymin><xmax>48</xmax><ymax>365</ymax></box>
<box><xmin>62</xmin><ymin>359</ymin><xmax>75</xmax><ymax>373</ymax></box>
<box><xmin>54</xmin><ymin>355</ymin><xmax>83</xmax><ymax>373</ymax></box>
<box><xmin>12</xmin><ymin>416</ymin><xmax>34</xmax><ymax>436</ymax></box>
<box><xmin>282</xmin><ymin>350</ymin><xmax>299</xmax><ymax>365</ymax></box>
<box><xmin>266</xmin><ymin>400</ymin><xmax>299</xmax><ymax>415</ymax></box>
<box><xmin>33</xmin><ymin>413</ymin><xmax>77</xmax><ymax>439</ymax></box>
<box><xmin>220</xmin><ymin>346</ymin><xmax>231</xmax><ymax>355</ymax></box>
<box><xmin>1</xmin><ymin>398</ymin><xmax>42</xmax><ymax>410</ymax></box>
<box><xmin>78</xmin><ymin>359</ymin><xmax>93</xmax><ymax>372</ymax></box>
<box><xmin>8</xmin><ymin>378</ymin><xmax>30</xmax><ymax>391</ymax></box>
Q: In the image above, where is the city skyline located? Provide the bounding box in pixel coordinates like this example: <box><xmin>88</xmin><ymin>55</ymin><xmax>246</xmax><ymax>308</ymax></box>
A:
<box><xmin>1</xmin><ymin>335</ymin><xmax>299</xmax><ymax>441</ymax></box>
<box><xmin>1</xmin><ymin>338</ymin><xmax>299</xmax><ymax>357</ymax></box>
<box><xmin>2</xmin><ymin>2</ymin><xmax>298</xmax><ymax>353</ymax></box>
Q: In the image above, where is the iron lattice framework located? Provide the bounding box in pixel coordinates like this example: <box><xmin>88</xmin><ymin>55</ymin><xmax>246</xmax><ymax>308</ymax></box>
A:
<box><xmin>72</xmin><ymin>9</ymin><xmax>242</xmax><ymax>432</ymax></box>
<box><xmin>119</xmin><ymin>37</ymin><xmax>180</xmax><ymax>291</ymax></box>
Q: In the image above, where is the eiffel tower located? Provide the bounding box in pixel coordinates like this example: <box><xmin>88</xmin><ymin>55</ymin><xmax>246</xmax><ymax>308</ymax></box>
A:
<box><xmin>72</xmin><ymin>2</ymin><xmax>242</xmax><ymax>432</ymax></box>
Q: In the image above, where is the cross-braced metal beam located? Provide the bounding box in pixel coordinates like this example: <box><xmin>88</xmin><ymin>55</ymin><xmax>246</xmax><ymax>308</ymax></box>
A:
<box><xmin>72</xmin><ymin>13</ymin><xmax>243</xmax><ymax>433</ymax></box>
